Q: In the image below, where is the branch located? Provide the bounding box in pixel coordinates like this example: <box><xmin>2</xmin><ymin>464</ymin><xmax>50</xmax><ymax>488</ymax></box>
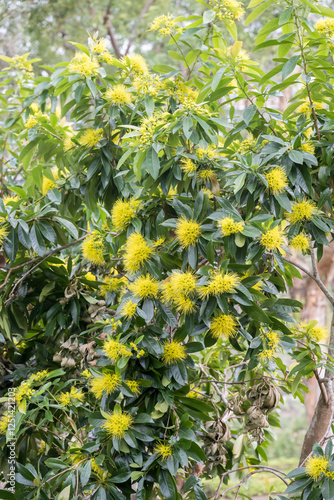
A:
<box><xmin>4</xmin><ymin>235</ymin><xmax>87</xmax><ymax>302</ymax></box>
<box><xmin>208</xmin><ymin>465</ymin><xmax>288</xmax><ymax>499</ymax></box>
<box><xmin>283</xmin><ymin>256</ymin><xmax>334</xmax><ymax>306</ymax></box>
<box><xmin>103</xmin><ymin>5</ymin><xmax>121</xmax><ymax>58</ymax></box>
<box><xmin>124</xmin><ymin>0</ymin><xmax>155</xmax><ymax>55</ymax></box>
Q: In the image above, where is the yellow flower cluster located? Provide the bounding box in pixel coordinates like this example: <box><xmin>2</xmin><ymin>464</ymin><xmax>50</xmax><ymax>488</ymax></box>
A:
<box><xmin>68</xmin><ymin>52</ymin><xmax>99</xmax><ymax>77</ymax></box>
<box><xmin>162</xmin><ymin>271</ymin><xmax>197</xmax><ymax>314</ymax></box>
<box><xmin>297</xmin><ymin>100</ymin><xmax>324</xmax><ymax>115</ymax></box>
<box><xmin>218</xmin><ymin>217</ymin><xmax>244</xmax><ymax>236</ymax></box>
<box><xmin>105</xmin><ymin>85</ymin><xmax>133</xmax><ymax>105</ymax></box>
<box><xmin>102</xmin><ymin>411</ymin><xmax>133</xmax><ymax>439</ymax></box>
<box><xmin>63</xmin><ymin>137</ymin><xmax>74</xmax><ymax>152</ymax></box>
<box><xmin>130</xmin><ymin>274</ymin><xmax>159</xmax><ymax>299</ymax></box>
<box><xmin>154</xmin><ymin>442</ymin><xmax>173</xmax><ymax>459</ymax></box>
<box><xmin>149</xmin><ymin>14</ymin><xmax>177</xmax><ymax>37</ymax></box>
<box><xmin>196</xmin><ymin>144</ymin><xmax>217</xmax><ymax>160</ymax></box>
<box><xmin>123</xmin><ymin>232</ymin><xmax>153</xmax><ymax>273</ymax></box>
<box><xmin>239</xmin><ymin>134</ymin><xmax>257</xmax><ymax>154</ymax></box>
<box><xmin>0</xmin><ymin>227</ymin><xmax>8</xmax><ymax>245</ymax></box>
<box><xmin>261</xmin><ymin>226</ymin><xmax>285</xmax><ymax>252</ymax></box>
<box><xmin>121</xmin><ymin>53</ymin><xmax>148</xmax><ymax>75</ymax></box>
<box><xmin>0</xmin><ymin>413</ymin><xmax>10</xmax><ymax>435</ymax></box>
<box><xmin>175</xmin><ymin>217</ymin><xmax>202</xmax><ymax>248</ymax></box>
<box><xmin>288</xmin><ymin>199</ymin><xmax>316</xmax><ymax>224</ymax></box>
<box><xmin>25</xmin><ymin>115</ymin><xmax>38</xmax><ymax>129</ymax></box>
<box><xmin>129</xmin><ymin>342</ymin><xmax>145</xmax><ymax>359</ymax></box>
<box><xmin>79</xmin><ymin>128</ymin><xmax>103</xmax><ymax>148</ymax></box>
<box><xmin>103</xmin><ymin>339</ymin><xmax>132</xmax><ymax>362</ymax></box>
<box><xmin>42</xmin><ymin>166</ymin><xmax>59</xmax><ymax>195</ymax></box>
<box><xmin>99</xmin><ymin>271</ymin><xmax>127</xmax><ymax>297</ymax></box>
<box><xmin>163</xmin><ymin>341</ymin><xmax>187</xmax><ymax>364</ymax></box>
<box><xmin>88</xmin><ymin>36</ymin><xmax>107</xmax><ymax>54</ymax></box>
<box><xmin>1</xmin><ymin>53</ymin><xmax>34</xmax><ymax>77</ymax></box>
<box><xmin>307</xmin><ymin>324</ymin><xmax>328</xmax><ymax>343</ymax></box>
<box><xmin>199</xmin><ymin>271</ymin><xmax>240</xmax><ymax>298</ymax></box>
<box><xmin>181</xmin><ymin>158</ymin><xmax>197</xmax><ymax>175</ymax></box>
<box><xmin>315</xmin><ymin>18</ymin><xmax>334</xmax><ymax>40</ymax></box>
<box><xmin>126</xmin><ymin>380</ymin><xmax>141</xmax><ymax>396</ymax></box>
<box><xmin>305</xmin><ymin>455</ymin><xmax>330</xmax><ymax>481</ymax></box>
<box><xmin>58</xmin><ymin>387</ymin><xmax>84</xmax><ymax>406</ymax></box>
<box><xmin>90</xmin><ymin>373</ymin><xmax>121</xmax><ymax>398</ymax></box>
<box><xmin>121</xmin><ymin>300</ymin><xmax>137</xmax><ymax>319</ymax></box>
<box><xmin>139</xmin><ymin>112</ymin><xmax>168</xmax><ymax>150</ymax></box>
<box><xmin>82</xmin><ymin>231</ymin><xmax>104</xmax><ymax>265</ymax></box>
<box><xmin>210</xmin><ymin>313</ymin><xmax>238</xmax><ymax>339</ymax></box>
<box><xmin>208</xmin><ymin>0</ymin><xmax>245</xmax><ymax>22</ymax></box>
<box><xmin>82</xmin><ymin>369</ymin><xmax>92</xmax><ymax>378</ymax></box>
<box><xmin>259</xmin><ymin>330</ymin><xmax>280</xmax><ymax>361</ymax></box>
<box><xmin>301</xmin><ymin>143</ymin><xmax>315</xmax><ymax>155</ymax></box>
<box><xmin>111</xmin><ymin>199</ymin><xmax>140</xmax><ymax>232</ymax></box>
<box><xmin>15</xmin><ymin>370</ymin><xmax>48</xmax><ymax>404</ymax></box>
<box><xmin>265</xmin><ymin>167</ymin><xmax>288</xmax><ymax>194</ymax></box>
<box><xmin>133</xmin><ymin>74</ymin><xmax>164</xmax><ymax>97</ymax></box>
<box><xmin>197</xmin><ymin>169</ymin><xmax>217</xmax><ymax>181</ymax></box>
<box><xmin>290</xmin><ymin>233</ymin><xmax>309</xmax><ymax>252</ymax></box>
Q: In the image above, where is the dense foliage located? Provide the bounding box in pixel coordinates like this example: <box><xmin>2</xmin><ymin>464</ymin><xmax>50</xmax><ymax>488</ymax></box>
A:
<box><xmin>0</xmin><ymin>0</ymin><xmax>334</xmax><ymax>498</ymax></box>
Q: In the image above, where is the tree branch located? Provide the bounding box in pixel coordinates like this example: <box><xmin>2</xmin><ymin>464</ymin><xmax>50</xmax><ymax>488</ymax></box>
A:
<box><xmin>283</xmin><ymin>256</ymin><xmax>334</xmax><ymax>306</ymax></box>
<box><xmin>103</xmin><ymin>4</ymin><xmax>121</xmax><ymax>58</ymax></box>
<box><xmin>124</xmin><ymin>0</ymin><xmax>155</xmax><ymax>55</ymax></box>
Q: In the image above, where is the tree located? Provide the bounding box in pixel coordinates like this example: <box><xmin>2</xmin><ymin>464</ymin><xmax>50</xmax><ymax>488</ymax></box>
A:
<box><xmin>0</xmin><ymin>0</ymin><xmax>334</xmax><ymax>498</ymax></box>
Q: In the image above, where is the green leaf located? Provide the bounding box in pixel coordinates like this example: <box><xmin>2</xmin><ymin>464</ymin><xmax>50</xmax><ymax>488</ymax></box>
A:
<box><xmin>282</xmin><ymin>55</ymin><xmax>300</xmax><ymax>80</ymax></box>
<box><xmin>203</xmin><ymin>10</ymin><xmax>216</xmax><ymax>23</ymax></box>
<box><xmin>243</xmin><ymin>105</ymin><xmax>257</xmax><ymax>125</ymax></box>
<box><xmin>54</xmin><ymin>217</ymin><xmax>79</xmax><ymax>238</ymax></box>
<box><xmin>80</xmin><ymin>460</ymin><xmax>91</xmax><ymax>487</ymax></box>
<box><xmin>288</xmin><ymin>150</ymin><xmax>304</xmax><ymax>164</ymax></box>
<box><xmin>284</xmin><ymin>477</ymin><xmax>312</xmax><ymax>494</ymax></box>
<box><xmin>158</xmin><ymin>469</ymin><xmax>178</xmax><ymax>500</ymax></box>
<box><xmin>69</xmin><ymin>41</ymin><xmax>90</xmax><ymax>55</ymax></box>
<box><xmin>245</xmin><ymin>0</ymin><xmax>275</xmax><ymax>25</ymax></box>
<box><xmin>133</xmin><ymin>150</ymin><xmax>146</xmax><ymax>181</ymax></box>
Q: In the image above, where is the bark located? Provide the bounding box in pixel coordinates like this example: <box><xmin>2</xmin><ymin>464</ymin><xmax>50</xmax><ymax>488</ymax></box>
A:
<box><xmin>299</xmin><ymin>312</ymin><xmax>334</xmax><ymax>465</ymax></box>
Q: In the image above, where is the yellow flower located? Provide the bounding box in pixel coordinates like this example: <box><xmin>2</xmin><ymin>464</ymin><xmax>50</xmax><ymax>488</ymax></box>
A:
<box><xmin>82</xmin><ymin>231</ymin><xmax>104</xmax><ymax>265</ymax></box>
<box><xmin>130</xmin><ymin>274</ymin><xmax>159</xmax><ymax>300</ymax></box>
<box><xmin>121</xmin><ymin>300</ymin><xmax>137</xmax><ymax>319</ymax></box>
<box><xmin>103</xmin><ymin>339</ymin><xmax>132</xmax><ymax>362</ymax></box>
<box><xmin>288</xmin><ymin>199</ymin><xmax>317</xmax><ymax>224</ymax></box>
<box><xmin>197</xmin><ymin>169</ymin><xmax>216</xmax><ymax>181</ymax></box>
<box><xmin>3</xmin><ymin>194</ymin><xmax>19</xmax><ymax>205</ymax></box>
<box><xmin>84</xmin><ymin>272</ymin><xmax>96</xmax><ymax>281</ymax></box>
<box><xmin>111</xmin><ymin>199</ymin><xmax>139</xmax><ymax>232</ymax></box>
<box><xmin>68</xmin><ymin>52</ymin><xmax>99</xmax><ymax>77</ymax></box>
<box><xmin>308</xmin><ymin>326</ymin><xmax>328</xmax><ymax>343</ymax></box>
<box><xmin>30</xmin><ymin>102</ymin><xmax>39</xmax><ymax>113</ymax></box>
<box><xmin>121</xmin><ymin>53</ymin><xmax>148</xmax><ymax>74</ymax></box>
<box><xmin>79</xmin><ymin>128</ymin><xmax>103</xmax><ymax>148</ymax></box>
<box><xmin>99</xmin><ymin>273</ymin><xmax>127</xmax><ymax>297</ymax></box>
<box><xmin>210</xmin><ymin>313</ymin><xmax>238</xmax><ymax>339</ymax></box>
<box><xmin>42</xmin><ymin>166</ymin><xmax>59</xmax><ymax>195</ymax></box>
<box><xmin>218</xmin><ymin>217</ymin><xmax>244</xmax><ymax>236</ymax></box>
<box><xmin>261</xmin><ymin>226</ymin><xmax>285</xmax><ymax>252</ymax></box>
<box><xmin>0</xmin><ymin>413</ymin><xmax>10</xmax><ymax>435</ymax></box>
<box><xmin>81</xmin><ymin>369</ymin><xmax>92</xmax><ymax>378</ymax></box>
<box><xmin>102</xmin><ymin>52</ymin><xmax>114</xmax><ymax>64</ymax></box>
<box><xmin>301</xmin><ymin>143</ymin><xmax>315</xmax><ymax>155</ymax></box>
<box><xmin>181</xmin><ymin>158</ymin><xmax>197</xmax><ymax>175</ymax></box>
<box><xmin>169</xmin><ymin>271</ymin><xmax>197</xmax><ymax>294</ymax></box>
<box><xmin>138</xmin><ymin>112</ymin><xmax>168</xmax><ymax>149</ymax></box>
<box><xmin>208</xmin><ymin>0</ymin><xmax>245</xmax><ymax>22</ymax></box>
<box><xmin>265</xmin><ymin>167</ymin><xmax>288</xmax><ymax>194</ymax></box>
<box><xmin>89</xmin><ymin>36</ymin><xmax>107</xmax><ymax>54</ymax></box>
<box><xmin>126</xmin><ymin>380</ymin><xmax>141</xmax><ymax>396</ymax></box>
<box><xmin>105</xmin><ymin>85</ymin><xmax>133</xmax><ymax>105</ymax></box>
<box><xmin>154</xmin><ymin>442</ymin><xmax>173</xmax><ymax>459</ymax></box>
<box><xmin>290</xmin><ymin>234</ymin><xmax>309</xmax><ymax>252</ymax></box>
<box><xmin>102</xmin><ymin>411</ymin><xmax>133</xmax><ymax>439</ymax></box>
<box><xmin>63</xmin><ymin>137</ymin><xmax>74</xmax><ymax>152</ymax></box>
<box><xmin>90</xmin><ymin>373</ymin><xmax>121</xmax><ymax>398</ymax></box>
<box><xmin>315</xmin><ymin>18</ymin><xmax>334</xmax><ymax>38</ymax></box>
<box><xmin>297</xmin><ymin>100</ymin><xmax>323</xmax><ymax>115</ymax></box>
<box><xmin>0</xmin><ymin>227</ymin><xmax>8</xmax><ymax>245</ymax></box>
<box><xmin>58</xmin><ymin>387</ymin><xmax>84</xmax><ymax>406</ymax></box>
<box><xmin>133</xmin><ymin>73</ymin><xmax>164</xmax><ymax>97</ymax></box>
<box><xmin>149</xmin><ymin>14</ymin><xmax>176</xmax><ymax>37</ymax></box>
<box><xmin>238</xmin><ymin>134</ymin><xmax>256</xmax><ymax>154</ymax></box>
<box><xmin>175</xmin><ymin>217</ymin><xmax>201</xmax><ymax>248</ymax></box>
<box><xmin>163</xmin><ymin>341</ymin><xmax>187</xmax><ymax>364</ymax></box>
<box><xmin>259</xmin><ymin>329</ymin><xmax>280</xmax><ymax>360</ymax></box>
<box><xmin>199</xmin><ymin>271</ymin><xmax>240</xmax><ymax>298</ymax></box>
<box><xmin>25</xmin><ymin>115</ymin><xmax>38</xmax><ymax>129</ymax></box>
<box><xmin>91</xmin><ymin>458</ymin><xmax>106</xmax><ymax>478</ymax></box>
<box><xmin>161</xmin><ymin>272</ymin><xmax>197</xmax><ymax>315</ymax></box>
<box><xmin>305</xmin><ymin>455</ymin><xmax>329</xmax><ymax>481</ymax></box>
<box><xmin>123</xmin><ymin>232</ymin><xmax>153</xmax><ymax>273</ymax></box>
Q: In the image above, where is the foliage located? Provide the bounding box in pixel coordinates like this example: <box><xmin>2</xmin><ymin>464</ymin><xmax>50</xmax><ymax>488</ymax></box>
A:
<box><xmin>0</xmin><ymin>0</ymin><xmax>334</xmax><ymax>499</ymax></box>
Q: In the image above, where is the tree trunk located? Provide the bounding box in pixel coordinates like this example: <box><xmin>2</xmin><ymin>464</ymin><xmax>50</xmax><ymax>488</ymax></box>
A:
<box><xmin>299</xmin><ymin>313</ymin><xmax>334</xmax><ymax>465</ymax></box>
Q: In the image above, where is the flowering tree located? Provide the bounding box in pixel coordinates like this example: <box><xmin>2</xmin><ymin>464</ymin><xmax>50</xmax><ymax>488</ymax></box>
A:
<box><xmin>0</xmin><ymin>1</ymin><xmax>334</xmax><ymax>499</ymax></box>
